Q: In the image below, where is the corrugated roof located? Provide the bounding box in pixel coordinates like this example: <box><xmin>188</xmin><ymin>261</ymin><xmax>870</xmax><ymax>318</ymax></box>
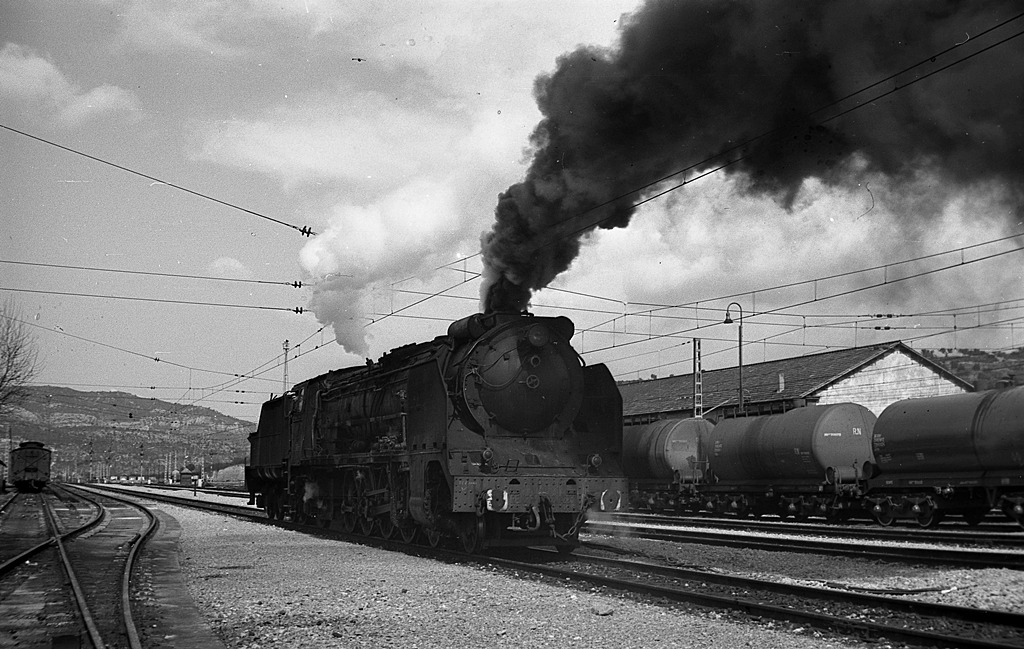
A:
<box><xmin>617</xmin><ymin>341</ymin><xmax>972</xmax><ymax>416</ymax></box>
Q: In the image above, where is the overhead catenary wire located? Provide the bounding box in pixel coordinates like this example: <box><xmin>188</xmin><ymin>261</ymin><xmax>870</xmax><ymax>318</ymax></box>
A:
<box><xmin>0</xmin><ymin>259</ymin><xmax>322</xmax><ymax>287</ymax></box>
<box><xmin>0</xmin><ymin>286</ymin><xmax>306</xmax><ymax>314</ymax></box>
<box><xmin>582</xmin><ymin>241</ymin><xmax>1024</xmax><ymax>358</ymax></box>
<box><xmin>2</xmin><ymin>310</ymin><xmax>278</xmax><ymax>384</ymax></box>
<box><xmin>0</xmin><ymin>123</ymin><xmax>317</xmax><ymax>238</ymax></box>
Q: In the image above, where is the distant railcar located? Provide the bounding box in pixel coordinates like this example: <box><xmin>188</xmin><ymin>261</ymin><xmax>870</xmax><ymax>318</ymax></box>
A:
<box><xmin>9</xmin><ymin>441</ymin><xmax>52</xmax><ymax>493</ymax></box>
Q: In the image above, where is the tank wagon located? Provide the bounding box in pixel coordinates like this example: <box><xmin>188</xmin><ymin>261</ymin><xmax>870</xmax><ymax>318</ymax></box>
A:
<box><xmin>702</xmin><ymin>403</ymin><xmax>877</xmax><ymax>521</ymax></box>
<box><xmin>624</xmin><ymin>386</ymin><xmax>1024</xmax><ymax>529</ymax></box>
<box><xmin>624</xmin><ymin>417</ymin><xmax>710</xmax><ymax>512</ymax></box>
<box><xmin>9</xmin><ymin>441</ymin><xmax>52</xmax><ymax>493</ymax></box>
<box><xmin>867</xmin><ymin>385</ymin><xmax>1024</xmax><ymax>527</ymax></box>
<box><xmin>246</xmin><ymin>312</ymin><xmax>627</xmax><ymax>553</ymax></box>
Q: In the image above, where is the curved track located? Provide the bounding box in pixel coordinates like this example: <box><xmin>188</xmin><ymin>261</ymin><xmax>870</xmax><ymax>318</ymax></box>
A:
<box><xmin>0</xmin><ymin>485</ymin><xmax>157</xmax><ymax>648</ymax></box>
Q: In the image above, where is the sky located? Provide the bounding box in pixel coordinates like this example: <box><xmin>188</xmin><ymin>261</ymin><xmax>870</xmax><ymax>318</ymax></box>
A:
<box><xmin>2</xmin><ymin>0</ymin><xmax>1023</xmax><ymax>423</ymax></box>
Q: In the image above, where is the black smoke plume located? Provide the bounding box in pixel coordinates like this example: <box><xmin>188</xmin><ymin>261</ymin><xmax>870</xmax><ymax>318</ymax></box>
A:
<box><xmin>480</xmin><ymin>0</ymin><xmax>1024</xmax><ymax>313</ymax></box>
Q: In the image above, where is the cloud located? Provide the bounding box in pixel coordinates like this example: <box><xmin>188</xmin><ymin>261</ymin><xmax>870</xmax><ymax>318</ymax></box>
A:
<box><xmin>207</xmin><ymin>257</ymin><xmax>252</xmax><ymax>279</ymax></box>
<box><xmin>0</xmin><ymin>43</ymin><xmax>140</xmax><ymax>126</ymax></box>
<box><xmin>198</xmin><ymin>91</ymin><xmax>464</xmax><ymax>188</ymax></box>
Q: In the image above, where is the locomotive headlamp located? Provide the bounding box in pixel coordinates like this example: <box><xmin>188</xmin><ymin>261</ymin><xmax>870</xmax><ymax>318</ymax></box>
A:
<box><xmin>588</xmin><ymin>453</ymin><xmax>603</xmax><ymax>469</ymax></box>
<box><xmin>482</xmin><ymin>447</ymin><xmax>494</xmax><ymax>463</ymax></box>
<box><xmin>527</xmin><ymin>324</ymin><xmax>550</xmax><ymax>347</ymax></box>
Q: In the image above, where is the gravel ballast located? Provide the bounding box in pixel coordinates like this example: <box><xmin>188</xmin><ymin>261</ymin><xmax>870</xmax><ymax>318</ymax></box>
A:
<box><xmin>165</xmin><ymin>505</ymin><xmax>880</xmax><ymax>649</ymax></box>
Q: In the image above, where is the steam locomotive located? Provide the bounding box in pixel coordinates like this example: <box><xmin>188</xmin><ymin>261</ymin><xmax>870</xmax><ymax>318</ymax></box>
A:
<box><xmin>625</xmin><ymin>385</ymin><xmax>1024</xmax><ymax>529</ymax></box>
<box><xmin>8</xmin><ymin>441</ymin><xmax>52</xmax><ymax>493</ymax></box>
<box><xmin>246</xmin><ymin>312</ymin><xmax>626</xmax><ymax>553</ymax></box>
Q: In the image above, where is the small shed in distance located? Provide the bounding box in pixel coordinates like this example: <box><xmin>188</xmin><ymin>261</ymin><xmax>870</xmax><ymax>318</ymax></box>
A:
<box><xmin>618</xmin><ymin>341</ymin><xmax>973</xmax><ymax>425</ymax></box>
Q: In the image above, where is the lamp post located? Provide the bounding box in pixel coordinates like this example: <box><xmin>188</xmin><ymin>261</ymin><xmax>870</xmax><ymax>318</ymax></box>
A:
<box><xmin>724</xmin><ymin>302</ymin><xmax>744</xmax><ymax>411</ymax></box>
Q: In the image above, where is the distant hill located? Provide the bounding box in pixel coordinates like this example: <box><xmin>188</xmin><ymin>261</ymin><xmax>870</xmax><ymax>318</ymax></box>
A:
<box><xmin>919</xmin><ymin>347</ymin><xmax>1024</xmax><ymax>390</ymax></box>
<box><xmin>0</xmin><ymin>386</ymin><xmax>255</xmax><ymax>482</ymax></box>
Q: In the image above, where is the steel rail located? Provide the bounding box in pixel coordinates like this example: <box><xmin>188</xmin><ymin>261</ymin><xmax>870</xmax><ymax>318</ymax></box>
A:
<box><xmin>515</xmin><ymin>551</ymin><xmax>1024</xmax><ymax>649</ymax></box>
<box><xmin>584</xmin><ymin>519</ymin><xmax>1024</xmax><ymax>569</ymax></box>
<box><xmin>611</xmin><ymin>511</ymin><xmax>1024</xmax><ymax>546</ymax></box>
<box><xmin>42</xmin><ymin>496</ymin><xmax>105</xmax><ymax>649</ymax></box>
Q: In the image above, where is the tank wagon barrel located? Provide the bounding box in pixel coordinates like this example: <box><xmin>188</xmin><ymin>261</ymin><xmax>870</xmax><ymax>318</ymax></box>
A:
<box><xmin>868</xmin><ymin>385</ymin><xmax>1024</xmax><ymax>527</ymax></box>
<box><xmin>702</xmin><ymin>403</ymin><xmax>876</xmax><ymax>520</ymax></box>
<box><xmin>245</xmin><ymin>311</ymin><xmax>627</xmax><ymax>553</ymax></box>
<box><xmin>623</xmin><ymin>417</ymin><xmax>710</xmax><ymax>512</ymax></box>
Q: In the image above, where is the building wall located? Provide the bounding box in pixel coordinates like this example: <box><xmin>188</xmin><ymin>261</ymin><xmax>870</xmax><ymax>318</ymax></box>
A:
<box><xmin>813</xmin><ymin>350</ymin><xmax>968</xmax><ymax>415</ymax></box>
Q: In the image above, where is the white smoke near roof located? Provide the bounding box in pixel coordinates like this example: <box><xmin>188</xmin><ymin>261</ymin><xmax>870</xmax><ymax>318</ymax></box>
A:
<box><xmin>299</xmin><ymin>178</ymin><xmax>461</xmax><ymax>354</ymax></box>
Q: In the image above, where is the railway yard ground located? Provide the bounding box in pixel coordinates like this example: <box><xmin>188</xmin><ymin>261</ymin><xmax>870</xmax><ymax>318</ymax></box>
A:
<box><xmin>4</xmin><ymin>484</ymin><xmax>1024</xmax><ymax>649</ymax></box>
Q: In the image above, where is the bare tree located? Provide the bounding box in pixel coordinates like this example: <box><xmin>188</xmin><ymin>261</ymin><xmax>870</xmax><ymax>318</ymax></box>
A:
<box><xmin>0</xmin><ymin>299</ymin><xmax>40</xmax><ymax>413</ymax></box>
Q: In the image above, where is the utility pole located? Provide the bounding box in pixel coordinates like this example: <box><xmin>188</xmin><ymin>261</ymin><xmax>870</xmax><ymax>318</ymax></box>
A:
<box><xmin>282</xmin><ymin>339</ymin><xmax>290</xmax><ymax>393</ymax></box>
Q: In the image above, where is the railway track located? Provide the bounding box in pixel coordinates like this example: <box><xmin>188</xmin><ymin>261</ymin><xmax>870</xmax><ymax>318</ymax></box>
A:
<box><xmin>541</xmin><ymin>546</ymin><xmax>1024</xmax><ymax>649</ymax></box>
<box><xmin>92</xmin><ymin>483</ymin><xmax>1024</xmax><ymax>647</ymax></box>
<box><xmin>614</xmin><ymin>511</ymin><xmax>1024</xmax><ymax>547</ymax></box>
<box><xmin>0</xmin><ymin>485</ymin><xmax>157</xmax><ymax>648</ymax></box>
<box><xmin>585</xmin><ymin>517</ymin><xmax>1024</xmax><ymax>569</ymax></box>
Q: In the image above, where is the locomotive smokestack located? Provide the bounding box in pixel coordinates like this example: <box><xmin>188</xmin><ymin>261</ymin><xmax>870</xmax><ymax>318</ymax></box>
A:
<box><xmin>479</xmin><ymin>0</ymin><xmax>1024</xmax><ymax>312</ymax></box>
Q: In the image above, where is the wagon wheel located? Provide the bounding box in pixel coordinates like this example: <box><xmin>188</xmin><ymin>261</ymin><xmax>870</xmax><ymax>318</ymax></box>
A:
<box><xmin>915</xmin><ymin>508</ymin><xmax>944</xmax><ymax>528</ymax></box>
<box><xmin>458</xmin><ymin>516</ymin><xmax>484</xmax><ymax>554</ymax></box>
<box><xmin>872</xmin><ymin>504</ymin><xmax>895</xmax><ymax>527</ymax></box>
<box><xmin>340</xmin><ymin>474</ymin><xmax>358</xmax><ymax>533</ymax></box>
<box><xmin>732</xmin><ymin>499</ymin><xmax>750</xmax><ymax>519</ymax></box>
<box><xmin>1002</xmin><ymin>501</ymin><xmax>1024</xmax><ymax>529</ymax></box>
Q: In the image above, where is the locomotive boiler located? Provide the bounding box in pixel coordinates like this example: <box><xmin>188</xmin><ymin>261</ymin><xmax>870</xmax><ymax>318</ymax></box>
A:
<box><xmin>9</xmin><ymin>441</ymin><xmax>52</xmax><ymax>493</ymax></box>
<box><xmin>246</xmin><ymin>312</ymin><xmax>626</xmax><ymax>553</ymax></box>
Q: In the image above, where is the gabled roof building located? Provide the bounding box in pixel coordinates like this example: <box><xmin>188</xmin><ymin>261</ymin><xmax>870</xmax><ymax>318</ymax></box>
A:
<box><xmin>618</xmin><ymin>341</ymin><xmax>973</xmax><ymax>424</ymax></box>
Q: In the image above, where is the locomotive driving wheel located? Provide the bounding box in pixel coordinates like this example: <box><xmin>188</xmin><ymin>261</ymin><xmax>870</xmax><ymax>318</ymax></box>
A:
<box><xmin>423</xmin><ymin>527</ymin><xmax>442</xmax><ymax>548</ymax></box>
<box><xmin>357</xmin><ymin>485</ymin><xmax>375</xmax><ymax>536</ymax></box>
<box><xmin>378</xmin><ymin>511</ymin><xmax>395</xmax><ymax>539</ymax></box>
<box><xmin>341</xmin><ymin>474</ymin><xmax>358</xmax><ymax>533</ymax></box>
<box><xmin>458</xmin><ymin>516</ymin><xmax>484</xmax><ymax>554</ymax></box>
<box><xmin>398</xmin><ymin>524</ymin><xmax>418</xmax><ymax>543</ymax></box>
